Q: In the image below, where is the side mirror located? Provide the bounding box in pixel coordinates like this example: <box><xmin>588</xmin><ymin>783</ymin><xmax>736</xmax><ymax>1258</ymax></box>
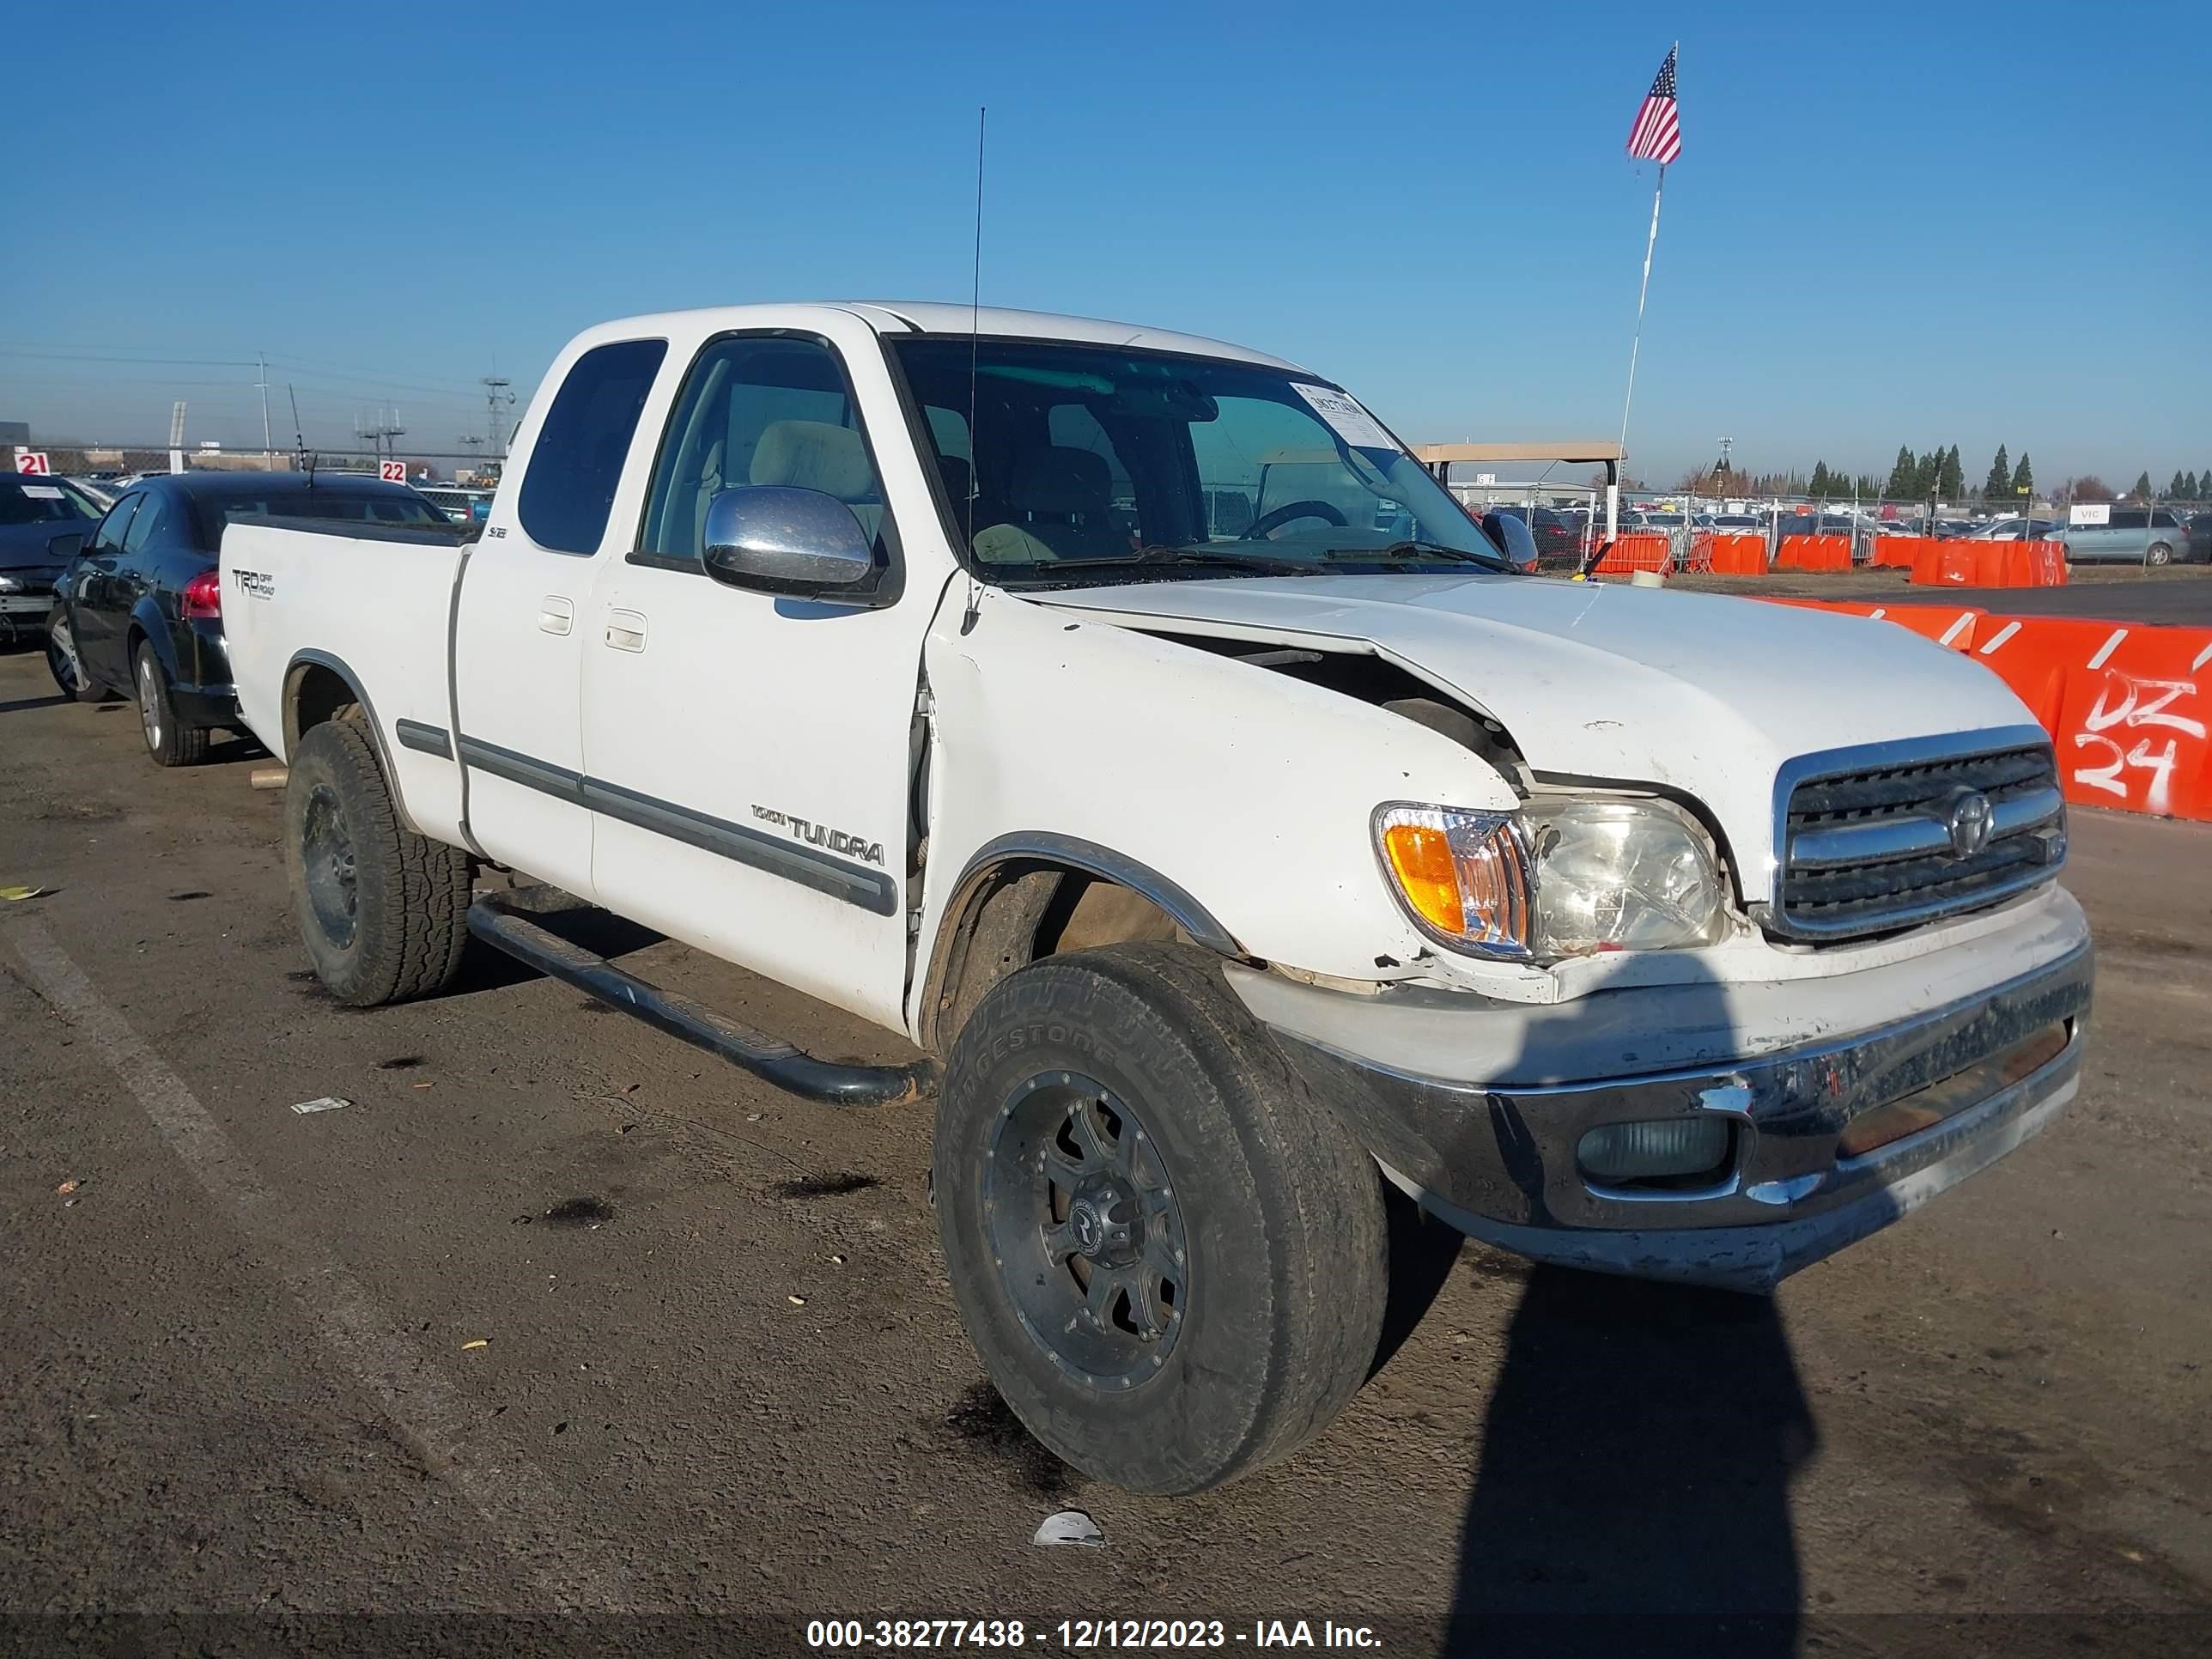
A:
<box><xmin>1480</xmin><ymin>511</ymin><xmax>1540</xmax><ymax>574</ymax></box>
<box><xmin>702</xmin><ymin>486</ymin><xmax>877</xmax><ymax>597</ymax></box>
<box><xmin>46</xmin><ymin>532</ymin><xmax>85</xmax><ymax>564</ymax></box>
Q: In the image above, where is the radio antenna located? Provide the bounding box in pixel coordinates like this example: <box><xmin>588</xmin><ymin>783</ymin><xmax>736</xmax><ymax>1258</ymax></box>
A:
<box><xmin>965</xmin><ymin>104</ymin><xmax>986</xmax><ymax>558</ymax></box>
<box><xmin>958</xmin><ymin>105</ymin><xmax>987</xmax><ymax>635</ymax></box>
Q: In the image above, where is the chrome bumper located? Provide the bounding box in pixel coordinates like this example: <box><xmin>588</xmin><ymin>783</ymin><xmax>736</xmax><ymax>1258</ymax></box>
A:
<box><xmin>1261</xmin><ymin>930</ymin><xmax>2092</xmax><ymax>1294</ymax></box>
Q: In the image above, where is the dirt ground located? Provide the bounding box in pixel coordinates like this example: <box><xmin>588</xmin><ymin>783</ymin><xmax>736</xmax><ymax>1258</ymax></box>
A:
<box><xmin>2</xmin><ymin>642</ymin><xmax>2209</xmax><ymax>1658</ymax></box>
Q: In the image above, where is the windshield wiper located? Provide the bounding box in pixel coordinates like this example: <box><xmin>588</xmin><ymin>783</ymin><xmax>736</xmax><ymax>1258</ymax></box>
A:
<box><xmin>1324</xmin><ymin>539</ymin><xmax>1515</xmax><ymax>571</ymax></box>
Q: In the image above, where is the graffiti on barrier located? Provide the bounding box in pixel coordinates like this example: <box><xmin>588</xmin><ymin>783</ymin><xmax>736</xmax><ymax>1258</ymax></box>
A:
<box><xmin>2070</xmin><ymin>669</ymin><xmax>2205</xmax><ymax>815</ymax></box>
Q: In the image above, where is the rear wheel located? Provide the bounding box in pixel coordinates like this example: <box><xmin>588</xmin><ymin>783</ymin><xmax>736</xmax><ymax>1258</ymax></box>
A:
<box><xmin>2148</xmin><ymin>542</ymin><xmax>2173</xmax><ymax>568</ymax></box>
<box><xmin>283</xmin><ymin>720</ymin><xmax>472</xmax><ymax>1006</ymax></box>
<box><xmin>934</xmin><ymin>941</ymin><xmax>1388</xmax><ymax>1495</ymax></box>
<box><xmin>45</xmin><ymin>605</ymin><xmax>107</xmax><ymax>702</ymax></box>
<box><xmin>135</xmin><ymin>640</ymin><xmax>208</xmax><ymax>766</ymax></box>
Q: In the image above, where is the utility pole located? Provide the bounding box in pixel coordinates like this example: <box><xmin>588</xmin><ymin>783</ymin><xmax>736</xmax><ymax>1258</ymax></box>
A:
<box><xmin>256</xmin><ymin>353</ymin><xmax>273</xmax><ymax>471</ymax></box>
<box><xmin>483</xmin><ymin>375</ymin><xmax>515</xmax><ymax>459</ymax></box>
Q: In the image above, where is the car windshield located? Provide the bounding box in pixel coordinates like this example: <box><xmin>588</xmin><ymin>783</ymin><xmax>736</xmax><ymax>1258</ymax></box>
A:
<box><xmin>0</xmin><ymin>479</ymin><xmax>98</xmax><ymax>526</ymax></box>
<box><xmin>888</xmin><ymin>337</ymin><xmax>1509</xmax><ymax>583</ymax></box>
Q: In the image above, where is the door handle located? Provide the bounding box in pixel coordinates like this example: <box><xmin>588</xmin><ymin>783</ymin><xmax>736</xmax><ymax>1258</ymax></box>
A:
<box><xmin>605</xmin><ymin>609</ymin><xmax>647</xmax><ymax>653</ymax></box>
<box><xmin>538</xmin><ymin>597</ymin><xmax>574</xmax><ymax>635</ymax></box>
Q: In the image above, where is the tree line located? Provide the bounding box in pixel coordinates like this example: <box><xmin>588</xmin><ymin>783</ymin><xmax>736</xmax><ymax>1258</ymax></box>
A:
<box><xmin>1667</xmin><ymin>448</ymin><xmax>2209</xmax><ymax>505</ymax></box>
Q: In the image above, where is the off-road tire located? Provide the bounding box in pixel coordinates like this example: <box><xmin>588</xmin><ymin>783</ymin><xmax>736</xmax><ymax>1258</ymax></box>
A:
<box><xmin>45</xmin><ymin>605</ymin><xmax>108</xmax><ymax>702</ymax></box>
<box><xmin>284</xmin><ymin>719</ymin><xmax>471</xmax><ymax>1006</ymax></box>
<box><xmin>934</xmin><ymin>940</ymin><xmax>1389</xmax><ymax>1495</ymax></box>
<box><xmin>135</xmin><ymin>640</ymin><xmax>208</xmax><ymax>766</ymax></box>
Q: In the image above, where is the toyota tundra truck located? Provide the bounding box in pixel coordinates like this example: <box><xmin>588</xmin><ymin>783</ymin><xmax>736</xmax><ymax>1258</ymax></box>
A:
<box><xmin>221</xmin><ymin>303</ymin><xmax>2091</xmax><ymax>1496</ymax></box>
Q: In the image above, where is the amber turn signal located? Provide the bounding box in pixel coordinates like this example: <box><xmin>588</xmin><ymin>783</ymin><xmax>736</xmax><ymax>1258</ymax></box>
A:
<box><xmin>1382</xmin><ymin>822</ymin><xmax>1465</xmax><ymax>936</ymax></box>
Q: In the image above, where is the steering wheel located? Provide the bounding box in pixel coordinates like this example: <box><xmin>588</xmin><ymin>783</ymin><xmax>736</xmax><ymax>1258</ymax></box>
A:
<box><xmin>1242</xmin><ymin>500</ymin><xmax>1347</xmax><ymax>540</ymax></box>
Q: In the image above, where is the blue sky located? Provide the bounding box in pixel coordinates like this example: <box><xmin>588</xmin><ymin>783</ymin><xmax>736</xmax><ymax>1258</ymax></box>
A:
<box><xmin>8</xmin><ymin>0</ymin><xmax>2206</xmax><ymax>488</ymax></box>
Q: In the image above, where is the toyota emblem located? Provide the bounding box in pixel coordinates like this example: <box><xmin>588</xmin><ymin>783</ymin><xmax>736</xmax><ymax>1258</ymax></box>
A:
<box><xmin>1946</xmin><ymin>790</ymin><xmax>1994</xmax><ymax>858</ymax></box>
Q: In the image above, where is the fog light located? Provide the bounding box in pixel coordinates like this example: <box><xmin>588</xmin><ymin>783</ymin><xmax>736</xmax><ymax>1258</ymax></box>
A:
<box><xmin>1577</xmin><ymin>1118</ymin><xmax>1732</xmax><ymax>1185</ymax></box>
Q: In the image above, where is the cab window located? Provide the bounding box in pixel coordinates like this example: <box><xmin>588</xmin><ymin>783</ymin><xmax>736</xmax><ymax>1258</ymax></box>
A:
<box><xmin>638</xmin><ymin>335</ymin><xmax>889</xmax><ymax>564</ymax></box>
<box><xmin>517</xmin><ymin>337</ymin><xmax>669</xmax><ymax>556</ymax></box>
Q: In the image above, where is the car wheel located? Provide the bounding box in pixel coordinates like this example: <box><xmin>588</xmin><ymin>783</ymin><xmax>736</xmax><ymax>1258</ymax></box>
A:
<box><xmin>45</xmin><ymin>605</ymin><xmax>108</xmax><ymax>702</ymax></box>
<box><xmin>934</xmin><ymin>940</ymin><xmax>1389</xmax><ymax>1495</ymax></box>
<box><xmin>135</xmin><ymin>640</ymin><xmax>208</xmax><ymax>766</ymax></box>
<box><xmin>2147</xmin><ymin>542</ymin><xmax>2173</xmax><ymax>568</ymax></box>
<box><xmin>283</xmin><ymin>720</ymin><xmax>472</xmax><ymax>1006</ymax></box>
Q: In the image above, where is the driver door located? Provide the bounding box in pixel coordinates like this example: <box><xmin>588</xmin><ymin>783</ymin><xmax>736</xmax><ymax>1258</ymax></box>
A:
<box><xmin>579</xmin><ymin>319</ymin><xmax>944</xmax><ymax>1032</ymax></box>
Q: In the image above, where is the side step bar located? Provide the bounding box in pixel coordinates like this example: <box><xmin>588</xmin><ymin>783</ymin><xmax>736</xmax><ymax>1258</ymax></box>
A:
<box><xmin>467</xmin><ymin>887</ymin><xmax>939</xmax><ymax>1107</ymax></box>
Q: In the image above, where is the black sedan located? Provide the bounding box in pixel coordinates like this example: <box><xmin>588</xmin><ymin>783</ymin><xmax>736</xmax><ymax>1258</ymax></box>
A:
<box><xmin>0</xmin><ymin>474</ymin><xmax>106</xmax><ymax>643</ymax></box>
<box><xmin>1487</xmin><ymin>504</ymin><xmax>1583</xmax><ymax>562</ymax></box>
<box><xmin>46</xmin><ymin>471</ymin><xmax>450</xmax><ymax>765</ymax></box>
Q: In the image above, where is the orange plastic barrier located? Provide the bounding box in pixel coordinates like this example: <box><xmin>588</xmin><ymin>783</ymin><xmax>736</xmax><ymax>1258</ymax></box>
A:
<box><xmin>1869</xmin><ymin>535</ymin><xmax>1927</xmax><ymax>568</ymax></box>
<box><xmin>1754</xmin><ymin>599</ymin><xmax>2212</xmax><ymax>819</ymax></box>
<box><xmin>1910</xmin><ymin>538</ymin><xmax>2068</xmax><ymax>588</ymax></box>
<box><xmin>1759</xmin><ymin>598</ymin><xmax>1985</xmax><ymax>650</ymax></box>
<box><xmin>1591</xmin><ymin>533</ymin><xmax>1673</xmax><ymax>574</ymax></box>
<box><xmin>1708</xmin><ymin>533</ymin><xmax>1767</xmax><ymax>575</ymax></box>
<box><xmin>1775</xmin><ymin>534</ymin><xmax>1851</xmax><ymax>571</ymax></box>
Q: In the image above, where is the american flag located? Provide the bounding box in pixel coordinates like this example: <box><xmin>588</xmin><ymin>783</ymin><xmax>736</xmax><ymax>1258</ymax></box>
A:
<box><xmin>1626</xmin><ymin>47</ymin><xmax>1682</xmax><ymax>166</ymax></box>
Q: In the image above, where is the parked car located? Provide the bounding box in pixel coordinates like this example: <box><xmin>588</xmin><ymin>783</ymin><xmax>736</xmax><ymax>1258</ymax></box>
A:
<box><xmin>417</xmin><ymin>484</ymin><xmax>495</xmax><ymax>526</ymax></box>
<box><xmin>45</xmin><ymin>471</ymin><xmax>449</xmax><ymax>763</ymax></box>
<box><xmin>1960</xmin><ymin>516</ymin><xmax>2058</xmax><ymax>542</ymax></box>
<box><xmin>0</xmin><ymin>474</ymin><xmax>106</xmax><ymax>643</ymax></box>
<box><xmin>1487</xmin><ymin>503</ymin><xmax>1580</xmax><ymax>561</ymax></box>
<box><xmin>222</xmin><ymin>301</ymin><xmax>2089</xmax><ymax>1498</ymax></box>
<box><xmin>2052</xmin><ymin>508</ymin><xmax>2192</xmax><ymax>566</ymax></box>
<box><xmin>2184</xmin><ymin>514</ymin><xmax>2212</xmax><ymax>562</ymax></box>
<box><xmin>64</xmin><ymin>477</ymin><xmax>120</xmax><ymax>511</ymax></box>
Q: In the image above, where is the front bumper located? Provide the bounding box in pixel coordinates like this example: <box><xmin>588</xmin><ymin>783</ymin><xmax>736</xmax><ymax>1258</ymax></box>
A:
<box><xmin>1239</xmin><ymin>890</ymin><xmax>2092</xmax><ymax>1293</ymax></box>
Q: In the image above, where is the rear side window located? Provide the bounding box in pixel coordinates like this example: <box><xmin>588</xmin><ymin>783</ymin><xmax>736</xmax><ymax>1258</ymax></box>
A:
<box><xmin>90</xmin><ymin>495</ymin><xmax>141</xmax><ymax>553</ymax></box>
<box><xmin>518</xmin><ymin>338</ymin><xmax>668</xmax><ymax>555</ymax></box>
<box><xmin>2110</xmin><ymin>510</ymin><xmax>2148</xmax><ymax>531</ymax></box>
<box><xmin>123</xmin><ymin>494</ymin><xmax>180</xmax><ymax>553</ymax></box>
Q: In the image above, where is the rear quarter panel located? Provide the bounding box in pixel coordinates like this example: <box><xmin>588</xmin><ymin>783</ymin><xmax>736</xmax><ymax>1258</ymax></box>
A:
<box><xmin>222</xmin><ymin>522</ymin><xmax>467</xmax><ymax>841</ymax></box>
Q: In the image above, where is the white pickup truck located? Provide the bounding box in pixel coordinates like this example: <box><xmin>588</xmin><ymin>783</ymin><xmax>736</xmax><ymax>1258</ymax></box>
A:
<box><xmin>223</xmin><ymin>303</ymin><xmax>2091</xmax><ymax>1495</ymax></box>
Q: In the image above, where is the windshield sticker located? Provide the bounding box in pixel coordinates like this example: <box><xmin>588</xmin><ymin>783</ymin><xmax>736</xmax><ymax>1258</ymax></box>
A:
<box><xmin>1293</xmin><ymin>384</ymin><xmax>1397</xmax><ymax>452</ymax></box>
<box><xmin>21</xmin><ymin>484</ymin><xmax>63</xmax><ymax>499</ymax></box>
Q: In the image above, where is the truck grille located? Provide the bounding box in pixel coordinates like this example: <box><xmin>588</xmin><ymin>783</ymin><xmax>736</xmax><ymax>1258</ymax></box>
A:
<box><xmin>1771</xmin><ymin>738</ymin><xmax>2065</xmax><ymax>941</ymax></box>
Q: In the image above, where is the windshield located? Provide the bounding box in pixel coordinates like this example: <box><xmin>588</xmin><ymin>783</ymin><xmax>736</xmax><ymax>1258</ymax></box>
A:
<box><xmin>888</xmin><ymin>337</ymin><xmax>1506</xmax><ymax>582</ymax></box>
<box><xmin>0</xmin><ymin>479</ymin><xmax>99</xmax><ymax>526</ymax></box>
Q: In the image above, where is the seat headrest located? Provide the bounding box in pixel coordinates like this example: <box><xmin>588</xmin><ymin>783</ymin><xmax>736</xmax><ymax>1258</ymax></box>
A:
<box><xmin>1011</xmin><ymin>447</ymin><xmax>1111</xmax><ymax>517</ymax></box>
<box><xmin>750</xmin><ymin>419</ymin><xmax>876</xmax><ymax>502</ymax></box>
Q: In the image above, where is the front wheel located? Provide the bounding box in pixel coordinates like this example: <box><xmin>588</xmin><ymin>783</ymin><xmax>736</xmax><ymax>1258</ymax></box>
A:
<box><xmin>45</xmin><ymin>605</ymin><xmax>108</xmax><ymax>702</ymax></box>
<box><xmin>934</xmin><ymin>941</ymin><xmax>1388</xmax><ymax>1495</ymax></box>
<box><xmin>136</xmin><ymin>640</ymin><xmax>208</xmax><ymax>766</ymax></box>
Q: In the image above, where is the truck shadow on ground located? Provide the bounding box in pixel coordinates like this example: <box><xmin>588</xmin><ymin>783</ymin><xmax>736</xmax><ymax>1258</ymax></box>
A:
<box><xmin>1423</xmin><ymin>956</ymin><xmax>1820</xmax><ymax>1656</ymax></box>
<box><xmin>1443</xmin><ymin>1270</ymin><xmax>1814</xmax><ymax>1657</ymax></box>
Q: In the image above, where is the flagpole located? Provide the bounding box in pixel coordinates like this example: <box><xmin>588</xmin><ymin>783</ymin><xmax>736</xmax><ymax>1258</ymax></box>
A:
<box><xmin>1609</xmin><ymin>40</ymin><xmax>1676</xmax><ymax>544</ymax></box>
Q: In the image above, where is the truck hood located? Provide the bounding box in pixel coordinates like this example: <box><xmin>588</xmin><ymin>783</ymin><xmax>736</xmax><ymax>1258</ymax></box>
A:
<box><xmin>1039</xmin><ymin>573</ymin><xmax>2039</xmax><ymax>884</ymax></box>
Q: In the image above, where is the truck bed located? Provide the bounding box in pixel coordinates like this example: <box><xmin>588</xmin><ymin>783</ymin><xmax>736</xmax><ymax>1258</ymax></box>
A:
<box><xmin>221</xmin><ymin>518</ymin><xmax>471</xmax><ymax>844</ymax></box>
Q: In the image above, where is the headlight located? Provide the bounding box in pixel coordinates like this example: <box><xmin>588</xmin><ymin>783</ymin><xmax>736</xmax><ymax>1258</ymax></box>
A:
<box><xmin>0</xmin><ymin>576</ymin><xmax>19</xmax><ymax>593</ymax></box>
<box><xmin>1375</xmin><ymin>796</ymin><xmax>1726</xmax><ymax>959</ymax></box>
